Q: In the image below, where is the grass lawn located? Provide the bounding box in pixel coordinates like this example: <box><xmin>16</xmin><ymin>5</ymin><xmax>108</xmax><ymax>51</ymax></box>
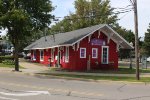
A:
<box><xmin>117</xmin><ymin>66</ymin><xmax>150</xmax><ymax>74</ymax></box>
<box><xmin>42</xmin><ymin>73</ymin><xmax>150</xmax><ymax>82</ymax></box>
<box><xmin>45</xmin><ymin>66</ymin><xmax>150</xmax><ymax>82</ymax></box>
<box><xmin>0</xmin><ymin>63</ymin><xmax>24</xmax><ymax>69</ymax></box>
<box><xmin>49</xmin><ymin>66</ymin><xmax>150</xmax><ymax>74</ymax></box>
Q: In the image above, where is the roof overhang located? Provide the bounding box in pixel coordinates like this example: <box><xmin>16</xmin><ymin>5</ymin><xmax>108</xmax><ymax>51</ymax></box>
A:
<box><xmin>24</xmin><ymin>24</ymin><xmax>133</xmax><ymax>50</ymax></box>
<box><xmin>24</xmin><ymin>44</ymin><xmax>72</xmax><ymax>50</ymax></box>
<box><xmin>71</xmin><ymin>24</ymin><xmax>134</xmax><ymax>50</ymax></box>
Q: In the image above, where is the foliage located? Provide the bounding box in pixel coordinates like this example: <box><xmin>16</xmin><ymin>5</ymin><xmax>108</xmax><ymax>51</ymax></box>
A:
<box><xmin>0</xmin><ymin>56</ymin><xmax>14</xmax><ymax>63</ymax></box>
<box><xmin>113</xmin><ymin>24</ymin><xmax>135</xmax><ymax>43</ymax></box>
<box><xmin>144</xmin><ymin>23</ymin><xmax>150</xmax><ymax>56</ymax></box>
<box><xmin>0</xmin><ymin>0</ymin><xmax>54</xmax><ymax>71</ymax></box>
<box><xmin>2</xmin><ymin>60</ymin><xmax>15</xmax><ymax>65</ymax></box>
<box><xmin>50</xmin><ymin>0</ymin><xmax>118</xmax><ymax>34</ymax></box>
<box><xmin>113</xmin><ymin>24</ymin><xmax>135</xmax><ymax>59</ymax></box>
<box><xmin>49</xmin><ymin>0</ymin><xmax>135</xmax><ymax>59</ymax></box>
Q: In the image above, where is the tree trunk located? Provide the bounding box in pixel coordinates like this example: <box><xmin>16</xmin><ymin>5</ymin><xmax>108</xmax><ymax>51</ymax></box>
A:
<box><xmin>14</xmin><ymin>38</ymin><xmax>19</xmax><ymax>71</ymax></box>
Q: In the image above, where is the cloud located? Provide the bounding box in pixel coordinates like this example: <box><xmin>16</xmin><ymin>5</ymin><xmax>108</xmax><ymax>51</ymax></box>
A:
<box><xmin>51</xmin><ymin>0</ymin><xmax>150</xmax><ymax>37</ymax></box>
<box><xmin>51</xmin><ymin>0</ymin><xmax>75</xmax><ymax>17</ymax></box>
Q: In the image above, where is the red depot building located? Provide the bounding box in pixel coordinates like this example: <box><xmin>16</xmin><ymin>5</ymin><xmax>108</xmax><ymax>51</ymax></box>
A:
<box><xmin>24</xmin><ymin>24</ymin><xmax>133</xmax><ymax>71</ymax></box>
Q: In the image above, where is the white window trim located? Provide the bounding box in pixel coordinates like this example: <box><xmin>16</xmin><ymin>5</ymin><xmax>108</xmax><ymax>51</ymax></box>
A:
<box><xmin>92</xmin><ymin>48</ymin><xmax>98</xmax><ymax>58</ymax></box>
<box><xmin>33</xmin><ymin>50</ymin><xmax>36</xmax><ymax>61</ymax></box>
<box><xmin>101</xmin><ymin>46</ymin><xmax>109</xmax><ymax>64</ymax></box>
<box><xmin>40</xmin><ymin>50</ymin><xmax>44</xmax><ymax>61</ymax></box>
<box><xmin>65</xmin><ymin>46</ymin><xmax>69</xmax><ymax>63</ymax></box>
<box><xmin>80</xmin><ymin>48</ymin><xmax>86</xmax><ymax>58</ymax></box>
<box><xmin>51</xmin><ymin>48</ymin><xmax>54</xmax><ymax>62</ymax></box>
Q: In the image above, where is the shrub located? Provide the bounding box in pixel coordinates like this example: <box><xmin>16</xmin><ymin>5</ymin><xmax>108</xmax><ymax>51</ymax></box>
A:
<box><xmin>2</xmin><ymin>60</ymin><xmax>15</xmax><ymax>65</ymax></box>
<box><xmin>0</xmin><ymin>56</ymin><xmax>14</xmax><ymax>63</ymax></box>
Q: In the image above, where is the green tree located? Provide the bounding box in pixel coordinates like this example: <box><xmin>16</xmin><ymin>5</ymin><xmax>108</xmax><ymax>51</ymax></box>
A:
<box><xmin>113</xmin><ymin>24</ymin><xmax>135</xmax><ymax>43</ymax></box>
<box><xmin>50</xmin><ymin>0</ymin><xmax>117</xmax><ymax>33</ymax></box>
<box><xmin>113</xmin><ymin>24</ymin><xmax>135</xmax><ymax>60</ymax></box>
<box><xmin>0</xmin><ymin>0</ymin><xmax>54</xmax><ymax>71</ymax></box>
<box><xmin>50</xmin><ymin>0</ymin><xmax>134</xmax><ymax>59</ymax></box>
<box><xmin>144</xmin><ymin>23</ymin><xmax>150</xmax><ymax>56</ymax></box>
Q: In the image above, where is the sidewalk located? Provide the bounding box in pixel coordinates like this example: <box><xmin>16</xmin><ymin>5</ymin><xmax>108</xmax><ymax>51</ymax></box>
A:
<box><xmin>19</xmin><ymin>61</ymin><xmax>49</xmax><ymax>74</ymax></box>
<box><xmin>1</xmin><ymin>60</ymin><xmax>150</xmax><ymax>78</ymax></box>
<box><xmin>19</xmin><ymin>60</ymin><xmax>150</xmax><ymax>77</ymax></box>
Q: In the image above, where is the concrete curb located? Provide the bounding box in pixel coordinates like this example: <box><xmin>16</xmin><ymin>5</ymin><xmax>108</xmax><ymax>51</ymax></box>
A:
<box><xmin>0</xmin><ymin>68</ymin><xmax>149</xmax><ymax>84</ymax></box>
<box><xmin>22</xmin><ymin>72</ymin><xmax>149</xmax><ymax>85</ymax></box>
<box><xmin>34</xmin><ymin>73</ymin><xmax>149</xmax><ymax>84</ymax></box>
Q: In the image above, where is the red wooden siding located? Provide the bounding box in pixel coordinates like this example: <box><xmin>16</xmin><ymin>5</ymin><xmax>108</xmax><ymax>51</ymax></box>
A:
<box><xmin>30</xmin><ymin>30</ymin><xmax>118</xmax><ymax>71</ymax></box>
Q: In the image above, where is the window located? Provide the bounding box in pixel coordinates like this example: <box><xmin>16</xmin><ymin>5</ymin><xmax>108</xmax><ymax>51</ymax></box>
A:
<box><xmin>40</xmin><ymin>50</ymin><xmax>44</xmax><ymax>61</ymax></box>
<box><xmin>51</xmin><ymin>48</ymin><xmax>54</xmax><ymax>62</ymax></box>
<box><xmin>92</xmin><ymin>48</ymin><xmax>98</xmax><ymax>58</ymax></box>
<box><xmin>102</xmin><ymin>46</ymin><xmax>109</xmax><ymax>64</ymax></box>
<box><xmin>33</xmin><ymin>50</ymin><xmax>36</xmax><ymax>61</ymax></box>
<box><xmin>65</xmin><ymin>46</ymin><xmax>69</xmax><ymax>62</ymax></box>
<box><xmin>80</xmin><ymin>48</ymin><xmax>86</xmax><ymax>58</ymax></box>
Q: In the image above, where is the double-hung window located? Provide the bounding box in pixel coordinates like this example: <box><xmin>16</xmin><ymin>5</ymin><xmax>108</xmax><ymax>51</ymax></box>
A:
<box><xmin>80</xmin><ymin>48</ymin><xmax>86</xmax><ymax>58</ymax></box>
<box><xmin>65</xmin><ymin>46</ymin><xmax>69</xmax><ymax>62</ymax></box>
<box><xmin>92</xmin><ymin>48</ymin><xmax>98</xmax><ymax>58</ymax></box>
<box><xmin>102</xmin><ymin>46</ymin><xmax>109</xmax><ymax>64</ymax></box>
<box><xmin>33</xmin><ymin>50</ymin><xmax>36</xmax><ymax>61</ymax></box>
<box><xmin>40</xmin><ymin>50</ymin><xmax>44</xmax><ymax>61</ymax></box>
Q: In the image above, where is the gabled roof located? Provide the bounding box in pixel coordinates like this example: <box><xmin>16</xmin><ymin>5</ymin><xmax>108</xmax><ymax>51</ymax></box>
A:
<box><xmin>24</xmin><ymin>24</ymin><xmax>133</xmax><ymax>50</ymax></box>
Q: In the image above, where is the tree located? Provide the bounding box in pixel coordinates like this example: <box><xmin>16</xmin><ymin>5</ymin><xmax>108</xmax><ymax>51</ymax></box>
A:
<box><xmin>144</xmin><ymin>23</ymin><xmax>150</xmax><ymax>56</ymax></box>
<box><xmin>0</xmin><ymin>0</ymin><xmax>54</xmax><ymax>71</ymax></box>
<box><xmin>113</xmin><ymin>24</ymin><xmax>135</xmax><ymax>60</ymax></box>
<box><xmin>50</xmin><ymin>0</ymin><xmax>117</xmax><ymax>33</ymax></box>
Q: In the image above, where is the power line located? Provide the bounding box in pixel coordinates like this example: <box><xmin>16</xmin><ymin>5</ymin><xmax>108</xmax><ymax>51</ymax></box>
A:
<box><xmin>51</xmin><ymin>2</ymin><xmax>134</xmax><ymax>23</ymax></box>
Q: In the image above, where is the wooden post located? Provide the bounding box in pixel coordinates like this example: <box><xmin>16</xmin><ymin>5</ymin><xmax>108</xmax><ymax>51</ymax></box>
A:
<box><xmin>87</xmin><ymin>55</ymin><xmax>91</xmax><ymax>71</ymax></box>
<box><xmin>133</xmin><ymin>0</ymin><xmax>140</xmax><ymax>80</ymax></box>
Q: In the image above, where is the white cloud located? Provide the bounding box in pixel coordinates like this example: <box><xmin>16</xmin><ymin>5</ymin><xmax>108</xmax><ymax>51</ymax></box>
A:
<box><xmin>51</xmin><ymin>0</ymin><xmax>75</xmax><ymax>17</ymax></box>
<box><xmin>110</xmin><ymin>0</ymin><xmax>150</xmax><ymax>37</ymax></box>
<box><xmin>51</xmin><ymin>0</ymin><xmax>150</xmax><ymax>37</ymax></box>
<box><xmin>1</xmin><ymin>0</ymin><xmax>149</xmax><ymax>37</ymax></box>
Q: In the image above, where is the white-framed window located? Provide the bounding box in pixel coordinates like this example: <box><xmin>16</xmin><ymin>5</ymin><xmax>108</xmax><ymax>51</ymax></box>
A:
<box><xmin>40</xmin><ymin>50</ymin><xmax>44</xmax><ymax>61</ymax></box>
<box><xmin>51</xmin><ymin>48</ymin><xmax>54</xmax><ymax>62</ymax></box>
<box><xmin>80</xmin><ymin>48</ymin><xmax>86</xmax><ymax>58</ymax></box>
<box><xmin>92</xmin><ymin>48</ymin><xmax>98</xmax><ymax>58</ymax></box>
<box><xmin>65</xmin><ymin>46</ymin><xmax>69</xmax><ymax>62</ymax></box>
<box><xmin>102</xmin><ymin>46</ymin><xmax>109</xmax><ymax>64</ymax></box>
<box><xmin>32</xmin><ymin>50</ymin><xmax>36</xmax><ymax>61</ymax></box>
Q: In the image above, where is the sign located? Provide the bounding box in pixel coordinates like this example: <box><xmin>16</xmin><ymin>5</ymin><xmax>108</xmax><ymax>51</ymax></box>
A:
<box><xmin>91</xmin><ymin>39</ymin><xmax>105</xmax><ymax>46</ymax></box>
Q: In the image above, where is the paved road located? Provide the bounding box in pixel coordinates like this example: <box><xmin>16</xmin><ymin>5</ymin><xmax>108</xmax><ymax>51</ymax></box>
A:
<box><xmin>0</xmin><ymin>72</ymin><xmax>150</xmax><ymax>100</ymax></box>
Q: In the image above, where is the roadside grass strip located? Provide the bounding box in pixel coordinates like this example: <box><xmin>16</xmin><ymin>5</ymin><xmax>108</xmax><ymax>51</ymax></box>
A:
<box><xmin>41</xmin><ymin>73</ymin><xmax>150</xmax><ymax>83</ymax></box>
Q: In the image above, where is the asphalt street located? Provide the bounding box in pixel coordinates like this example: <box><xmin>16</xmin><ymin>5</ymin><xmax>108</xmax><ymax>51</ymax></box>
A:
<box><xmin>0</xmin><ymin>72</ymin><xmax>150</xmax><ymax>100</ymax></box>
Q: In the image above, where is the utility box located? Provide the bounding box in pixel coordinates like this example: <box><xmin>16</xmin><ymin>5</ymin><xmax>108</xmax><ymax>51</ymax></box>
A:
<box><xmin>142</xmin><ymin>56</ymin><xmax>147</xmax><ymax>69</ymax></box>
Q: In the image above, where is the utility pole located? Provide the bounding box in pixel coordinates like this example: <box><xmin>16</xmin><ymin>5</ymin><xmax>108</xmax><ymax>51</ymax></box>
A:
<box><xmin>133</xmin><ymin>0</ymin><xmax>140</xmax><ymax>80</ymax></box>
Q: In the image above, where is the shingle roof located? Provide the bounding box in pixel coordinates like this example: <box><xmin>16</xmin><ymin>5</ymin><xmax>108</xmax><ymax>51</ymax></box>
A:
<box><xmin>24</xmin><ymin>24</ymin><xmax>133</xmax><ymax>50</ymax></box>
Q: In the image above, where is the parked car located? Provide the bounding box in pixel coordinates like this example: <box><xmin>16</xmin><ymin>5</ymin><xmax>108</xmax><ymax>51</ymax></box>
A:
<box><xmin>18</xmin><ymin>52</ymin><xmax>25</xmax><ymax>58</ymax></box>
<box><xmin>24</xmin><ymin>53</ymin><xmax>31</xmax><ymax>60</ymax></box>
<box><xmin>147</xmin><ymin>57</ymin><xmax>150</xmax><ymax>62</ymax></box>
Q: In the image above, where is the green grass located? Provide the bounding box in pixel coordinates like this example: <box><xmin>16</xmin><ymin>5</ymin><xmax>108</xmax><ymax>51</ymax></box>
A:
<box><xmin>117</xmin><ymin>66</ymin><xmax>150</xmax><ymax>74</ymax></box>
<box><xmin>44</xmin><ymin>66</ymin><xmax>150</xmax><ymax>82</ymax></box>
<box><xmin>0</xmin><ymin>63</ymin><xmax>24</xmax><ymax>69</ymax></box>
<box><xmin>42</xmin><ymin>73</ymin><xmax>150</xmax><ymax>82</ymax></box>
<box><xmin>49</xmin><ymin>66</ymin><xmax>150</xmax><ymax>74</ymax></box>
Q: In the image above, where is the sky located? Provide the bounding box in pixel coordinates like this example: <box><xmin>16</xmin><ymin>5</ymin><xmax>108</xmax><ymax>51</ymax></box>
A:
<box><xmin>51</xmin><ymin>0</ymin><xmax>150</xmax><ymax>38</ymax></box>
<box><xmin>1</xmin><ymin>0</ymin><xmax>150</xmax><ymax>38</ymax></box>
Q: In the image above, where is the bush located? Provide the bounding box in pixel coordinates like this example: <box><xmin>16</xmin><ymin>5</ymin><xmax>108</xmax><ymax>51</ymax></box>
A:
<box><xmin>0</xmin><ymin>56</ymin><xmax>14</xmax><ymax>63</ymax></box>
<box><xmin>2</xmin><ymin>60</ymin><xmax>15</xmax><ymax>65</ymax></box>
